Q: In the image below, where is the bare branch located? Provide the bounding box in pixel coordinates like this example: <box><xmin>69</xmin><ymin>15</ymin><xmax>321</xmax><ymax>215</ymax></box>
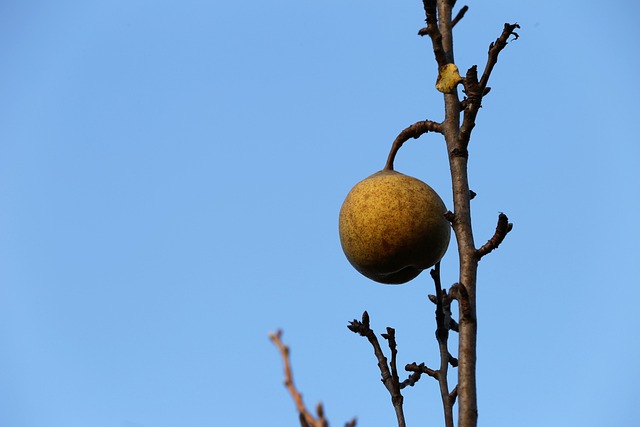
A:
<box><xmin>450</xmin><ymin>283</ymin><xmax>473</xmax><ymax>324</ymax></box>
<box><xmin>405</xmin><ymin>362</ymin><xmax>439</xmax><ymax>380</ymax></box>
<box><xmin>449</xmin><ymin>385</ymin><xmax>459</xmax><ymax>406</ymax></box>
<box><xmin>381</xmin><ymin>327</ymin><xmax>401</xmax><ymax>393</ymax></box>
<box><xmin>269</xmin><ymin>330</ymin><xmax>329</xmax><ymax>427</ymax></box>
<box><xmin>451</xmin><ymin>5</ymin><xmax>469</xmax><ymax>28</ymax></box>
<box><xmin>479</xmin><ymin>23</ymin><xmax>520</xmax><ymax>90</ymax></box>
<box><xmin>399</xmin><ymin>367</ymin><xmax>427</xmax><ymax>389</ymax></box>
<box><xmin>348</xmin><ymin>312</ymin><xmax>407</xmax><ymax>427</ymax></box>
<box><xmin>419</xmin><ymin>0</ymin><xmax>448</xmax><ymax>67</ymax></box>
<box><xmin>385</xmin><ymin>120</ymin><xmax>442</xmax><ymax>170</ymax></box>
<box><xmin>459</xmin><ymin>23</ymin><xmax>519</xmax><ymax>148</ymax></box>
<box><xmin>431</xmin><ymin>263</ymin><xmax>455</xmax><ymax>427</ymax></box>
<box><xmin>476</xmin><ymin>213</ymin><xmax>513</xmax><ymax>259</ymax></box>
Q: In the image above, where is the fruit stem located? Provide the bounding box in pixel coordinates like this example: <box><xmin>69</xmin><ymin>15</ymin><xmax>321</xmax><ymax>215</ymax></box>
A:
<box><xmin>385</xmin><ymin>120</ymin><xmax>444</xmax><ymax>171</ymax></box>
<box><xmin>384</xmin><ymin>142</ymin><xmax>399</xmax><ymax>171</ymax></box>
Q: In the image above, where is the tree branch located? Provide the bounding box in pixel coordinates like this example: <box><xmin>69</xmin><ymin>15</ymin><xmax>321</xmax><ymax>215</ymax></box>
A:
<box><xmin>405</xmin><ymin>362</ymin><xmax>439</xmax><ymax>380</ymax></box>
<box><xmin>269</xmin><ymin>330</ymin><xmax>354</xmax><ymax>427</ymax></box>
<box><xmin>419</xmin><ymin>0</ymin><xmax>447</xmax><ymax>67</ymax></box>
<box><xmin>451</xmin><ymin>5</ymin><xmax>469</xmax><ymax>28</ymax></box>
<box><xmin>459</xmin><ymin>23</ymin><xmax>520</xmax><ymax>148</ymax></box>
<box><xmin>476</xmin><ymin>213</ymin><xmax>513</xmax><ymax>259</ymax></box>
<box><xmin>348</xmin><ymin>311</ymin><xmax>406</xmax><ymax>427</ymax></box>
<box><xmin>431</xmin><ymin>263</ymin><xmax>455</xmax><ymax>427</ymax></box>
<box><xmin>479</xmin><ymin>23</ymin><xmax>520</xmax><ymax>90</ymax></box>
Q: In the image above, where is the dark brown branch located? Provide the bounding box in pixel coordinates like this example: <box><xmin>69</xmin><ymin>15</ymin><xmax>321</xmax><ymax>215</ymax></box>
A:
<box><xmin>476</xmin><ymin>213</ymin><xmax>513</xmax><ymax>259</ymax></box>
<box><xmin>449</xmin><ymin>385</ymin><xmax>459</xmax><ymax>406</ymax></box>
<box><xmin>450</xmin><ymin>283</ymin><xmax>473</xmax><ymax>324</ymax></box>
<box><xmin>459</xmin><ymin>65</ymin><xmax>481</xmax><ymax>148</ymax></box>
<box><xmin>419</xmin><ymin>0</ymin><xmax>448</xmax><ymax>67</ymax></box>
<box><xmin>399</xmin><ymin>367</ymin><xmax>428</xmax><ymax>389</ymax></box>
<box><xmin>459</xmin><ymin>23</ymin><xmax>519</xmax><ymax>148</ymax></box>
<box><xmin>381</xmin><ymin>327</ymin><xmax>401</xmax><ymax>392</ymax></box>
<box><xmin>385</xmin><ymin>120</ymin><xmax>443</xmax><ymax>170</ymax></box>
<box><xmin>451</xmin><ymin>5</ymin><xmax>469</xmax><ymax>28</ymax></box>
<box><xmin>431</xmin><ymin>263</ymin><xmax>455</xmax><ymax>427</ymax></box>
<box><xmin>348</xmin><ymin>312</ymin><xmax>406</xmax><ymax>427</ymax></box>
<box><xmin>479</xmin><ymin>23</ymin><xmax>520</xmax><ymax>90</ymax></box>
<box><xmin>269</xmin><ymin>330</ymin><xmax>329</xmax><ymax>427</ymax></box>
<box><xmin>405</xmin><ymin>362</ymin><xmax>439</xmax><ymax>379</ymax></box>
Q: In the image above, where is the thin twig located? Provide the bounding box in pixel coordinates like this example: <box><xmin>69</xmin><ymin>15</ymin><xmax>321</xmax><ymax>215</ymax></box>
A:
<box><xmin>269</xmin><ymin>330</ymin><xmax>330</xmax><ymax>427</ymax></box>
<box><xmin>476</xmin><ymin>213</ymin><xmax>513</xmax><ymax>259</ymax></box>
<box><xmin>459</xmin><ymin>23</ymin><xmax>520</xmax><ymax>148</ymax></box>
<box><xmin>348</xmin><ymin>311</ymin><xmax>406</xmax><ymax>427</ymax></box>
<box><xmin>479</xmin><ymin>23</ymin><xmax>520</xmax><ymax>90</ymax></box>
<box><xmin>405</xmin><ymin>362</ymin><xmax>439</xmax><ymax>380</ymax></box>
<box><xmin>419</xmin><ymin>0</ymin><xmax>447</xmax><ymax>67</ymax></box>
<box><xmin>431</xmin><ymin>263</ymin><xmax>455</xmax><ymax>427</ymax></box>
<box><xmin>385</xmin><ymin>120</ymin><xmax>442</xmax><ymax>170</ymax></box>
<box><xmin>451</xmin><ymin>5</ymin><xmax>469</xmax><ymax>28</ymax></box>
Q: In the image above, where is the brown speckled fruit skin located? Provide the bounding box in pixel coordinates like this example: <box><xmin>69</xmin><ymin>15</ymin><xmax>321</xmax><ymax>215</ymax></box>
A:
<box><xmin>339</xmin><ymin>169</ymin><xmax>451</xmax><ymax>284</ymax></box>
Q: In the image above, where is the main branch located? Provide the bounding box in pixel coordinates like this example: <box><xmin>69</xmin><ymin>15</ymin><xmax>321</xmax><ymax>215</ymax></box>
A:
<box><xmin>422</xmin><ymin>3</ymin><xmax>517</xmax><ymax>427</ymax></box>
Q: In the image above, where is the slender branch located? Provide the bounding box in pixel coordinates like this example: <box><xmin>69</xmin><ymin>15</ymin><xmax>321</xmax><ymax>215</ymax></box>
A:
<box><xmin>479</xmin><ymin>23</ymin><xmax>520</xmax><ymax>90</ymax></box>
<box><xmin>431</xmin><ymin>263</ymin><xmax>455</xmax><ymax>427</ymax></box>
<box><xmin>399</xmin><ymin>364</ymin><xmax>431</xmax><ymax>388</ymax></box>
<box><xmin>449</xmin><ymin>385</ymin><xmax>458</xmax><ymax>406</ymax></box>
<box><xmin>348</xmin><ymin>311</ymin><xmax>406</xmax><ymax>427</ymax></box>
<box><xmin>451</xmin><ymin>5</ymin><xmax>469</xmax><ymax>28</ymax></box>
<box><xmin>385</xmin><ymin>120</ymin><xmax>442</xmax><ymax>170</ymax></box>
<box><xmin>460</xmin><ymin>23</ymin><xmax>520</xmax><ymax>148</ymax></box>
<box><xmin>405</xmin><ymin>362</ymin><xmax>439</xmax><ymax>380</ymax></box>
<box><xmin>449</xmin><ymin>283</ymin><xmax>472</xmax><ymax>324</ymax></box>
<box><xmin>419</xmin><ymin>0</ymin><xmax>447</xmax><ymax>67</ymax></box>
<box><xmin>381</xmin><ymin>327</ymin><xmax>401</xmax><ymax>391</ymax></box>
<box><xmin>476</xmin><ymin>213</ymin><xmax>513</xmax><ymax>259</ymax></box>
<box><xmin>269</xmin><ymin>330</ymin><xmax>333</xmax><ymax>427</ymax></box>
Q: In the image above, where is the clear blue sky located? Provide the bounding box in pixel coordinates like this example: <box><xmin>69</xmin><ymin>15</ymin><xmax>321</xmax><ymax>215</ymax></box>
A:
<box><xmin>1</xmin><ymin>1</ymin><xmax>639</xmax><ymax>426</ymax></box>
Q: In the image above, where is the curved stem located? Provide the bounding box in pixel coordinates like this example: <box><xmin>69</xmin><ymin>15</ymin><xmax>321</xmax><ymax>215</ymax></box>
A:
<box><xmin>384</xmin><ymin>120</ymin><xmax>443</xmax><ymax>171</ymax></box>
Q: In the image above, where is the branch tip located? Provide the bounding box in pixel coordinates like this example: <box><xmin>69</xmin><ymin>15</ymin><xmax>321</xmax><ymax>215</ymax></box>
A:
<box><xmin>451</xmin><ymin>5</ymin><xmax>469</xmax><ymax>28</ymax></box>
<box><xmin>476</xmin><ymin>212</ymin><xmax>513</xmax><ymax>259</ymax></box>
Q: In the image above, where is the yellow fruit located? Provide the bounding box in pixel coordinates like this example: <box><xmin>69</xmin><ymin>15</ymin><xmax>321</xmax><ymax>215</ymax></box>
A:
<box><xmin>339</xmin><ymin>169</ymin><xmax>450</xmax><ymax>284</ymax></box>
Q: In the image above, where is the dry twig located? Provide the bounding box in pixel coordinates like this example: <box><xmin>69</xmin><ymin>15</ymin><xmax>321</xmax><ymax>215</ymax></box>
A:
<box><xmin>477</xmin><ymin>213</ymin><xmax>513</xmax><ymax>259</ymax></box>
<box><xmin>269</xmin><ymin>330</ymin><xmax>356</xmax><ymax>427</ymax></box>
<box><xmin>348</xmin><ymin>312</ymin><xmax>407</xmax><ymax>427</ymax></box>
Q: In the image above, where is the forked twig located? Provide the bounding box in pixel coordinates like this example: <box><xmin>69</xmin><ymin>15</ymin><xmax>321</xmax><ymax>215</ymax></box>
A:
<box><xmin>348</xmin><ymin>312</ymin><xmax>406</xmax><ymax>427</ymax></box>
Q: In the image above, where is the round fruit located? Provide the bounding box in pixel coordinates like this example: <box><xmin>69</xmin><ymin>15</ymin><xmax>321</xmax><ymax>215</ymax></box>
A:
<box><xmin>339</xmin><ymin>169</ymin><xmax>450</xmax><ymax>284</ymax></box>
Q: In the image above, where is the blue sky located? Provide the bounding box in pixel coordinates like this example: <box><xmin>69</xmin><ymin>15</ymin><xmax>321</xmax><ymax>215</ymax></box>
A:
<box><xmin>1</xmin><ymin>1</ymin><xmax>639</xmax><ymax>426</ymax></box>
